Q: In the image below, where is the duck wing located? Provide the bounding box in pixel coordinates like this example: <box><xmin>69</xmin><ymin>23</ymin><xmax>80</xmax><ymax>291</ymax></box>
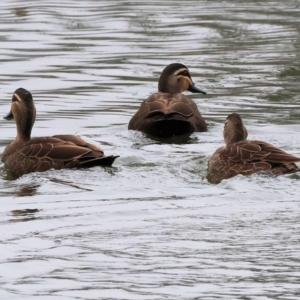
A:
<box><xmin>146</xmin><ymin>93</ymin><xmax>196</xmax><ymax>118</ymax></box>
<box><xmin>224</xmin><ymin>140</ymin><xmax>300</xmax><ymax>163</ymax></box>
<box><xmin>18</xmin><ymin>135</ymin><xmax>118</xmax><ymax>175</ymax></box>
<box><xmin>222</xmin><ymin>140</ymin><xmax>300</xmax><ymax>176</ymax></box>
<box><xmin>128</xmin><ymin>93</ymin><xmax>206</xmax><ymax>133</ymax></box>
<box><xmin>53</xmin><ymin>134</ymin><xmax>103</xmax><ymax>152</ymax></box>
<box><xmin>208</xmin><ymin>140</ymin><xmax>300</xmax><ymax>184</ymax></box>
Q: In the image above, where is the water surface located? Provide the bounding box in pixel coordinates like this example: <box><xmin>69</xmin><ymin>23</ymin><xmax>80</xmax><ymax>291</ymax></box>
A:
<box><xmin>1</xmin><ymin>1</ymin><xmax>300</xmax><ymax>299</ymax></box>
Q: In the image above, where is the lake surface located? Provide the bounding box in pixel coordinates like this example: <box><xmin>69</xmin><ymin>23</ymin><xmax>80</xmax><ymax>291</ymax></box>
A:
<box><xmin>1</xmin><ymin>1</ymin><xmax>300</xmax><ymax>299</ymax></box>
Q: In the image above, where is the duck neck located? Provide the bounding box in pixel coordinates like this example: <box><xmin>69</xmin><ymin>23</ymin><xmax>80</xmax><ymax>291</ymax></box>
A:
<box><xmin>15</xmin><ymin>132</ymin><xmax>31</xmax><ymax>143</ymax></box>
<box><xmin>225</xmin><ymin>129</ymin><xmax>245</xmax><ymax>146</ymax></box>
<box><xmin>158</xmin><ymin>76</ymin><xmax>181</xmax><ymax>94</ymax></box>
<box><xmin>15</xmin><ymin>117</ymin><xmax>32</xmax><ymax>143</ymax></box>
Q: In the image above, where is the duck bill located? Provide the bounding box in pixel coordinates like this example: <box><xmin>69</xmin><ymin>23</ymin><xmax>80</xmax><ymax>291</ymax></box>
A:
<box><xmin>4</xmin><ymin>110</ymin><xmax>14</xmax><ymax>120</ymax></box>
<box><xmin>188</xmin><ymin>84</ymin><xmax>206</xmax><ymax>94</ymax></box>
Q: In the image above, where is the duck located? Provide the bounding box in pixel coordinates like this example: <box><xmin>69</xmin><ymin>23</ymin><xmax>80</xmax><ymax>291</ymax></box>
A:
<box><xmin>2</xmin><ymin>88</ymin><xmax>119</xmax><ymax>178</ymax></box>
<box><xmin>207</xmin><ymin>113</ymin><xmax>300</xmax><ymax>183</ymax></box>
<box><xmin>128</xmin><ymin>63</ymin><xmax>207</xmax><ymax>138</ymax></box>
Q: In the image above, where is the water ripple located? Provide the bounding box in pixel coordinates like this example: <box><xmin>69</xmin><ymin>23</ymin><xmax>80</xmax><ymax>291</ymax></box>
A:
<box><xmin>1</xmin><ymin>0</ymin><xmax>300</xmax><ymax>299</ymax></box>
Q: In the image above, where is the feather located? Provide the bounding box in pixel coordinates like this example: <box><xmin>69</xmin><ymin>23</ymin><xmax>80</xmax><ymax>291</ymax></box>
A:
<box><xmin>208</xmin><ymin>113</ymin><xmax>300</xmax><ymax>183</ymax></box>
<box><xmin>128</xmin><ymin>63</ymin><xmax>207</xmax><ymax>138</ymax></box>
<box><xmin>2</xmin><ymin>88</ymin><xmax>119</xmax><ymax>178</ymax></box>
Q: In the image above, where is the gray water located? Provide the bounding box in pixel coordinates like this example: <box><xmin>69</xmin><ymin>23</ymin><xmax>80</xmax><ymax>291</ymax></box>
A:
<box><xmin>1</xmin><ymin>1</ymin><xmax>300</xmax><ymax>299</ymax></box>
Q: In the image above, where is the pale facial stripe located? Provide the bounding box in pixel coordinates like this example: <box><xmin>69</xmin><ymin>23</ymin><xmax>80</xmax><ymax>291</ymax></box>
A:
<box><xmin>174</xmin><ymin>68</ymin><xmax>189</xmax><ymax>76</ymax></box>
<box><xmin>174</xmin><ymin>68</ymin><xmax>193</xmax><ymax>85</ymax></box>
<box><xmin>13</xmin><ymin>93</ymin><xmax>22</xmax><ymax>102</ymax></box>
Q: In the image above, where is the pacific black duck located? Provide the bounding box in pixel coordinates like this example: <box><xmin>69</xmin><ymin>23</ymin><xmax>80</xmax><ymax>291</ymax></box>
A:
<box><xmin>128</xmin><ymin>63</ymin><xmax>207</xmax><ymax>138</ymax></box>
<box><xmin>2</xmin><ymin>88</ymin><xmax>118</xmax><ymax>178</ymax></box>
<box><xmin>207</xmin><ymin>113</ymin><xmax>300</xmax><ymax>183</ymax></box>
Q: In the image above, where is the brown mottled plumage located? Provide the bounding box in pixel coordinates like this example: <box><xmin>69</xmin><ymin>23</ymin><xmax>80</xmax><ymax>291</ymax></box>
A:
<box><xmin>207</xmin><ymin>113</ymin><xmax>300</xmax><ymax>183</ymax></box>
<box><xmin>2</xmin><ymin>88</ymin><xmax>119</xmax><ymax>178</ymax></box>
<box><xmin>128</xmin><ymin>63</ymin><xmax>207</xmax><ymax>138</ymax></box>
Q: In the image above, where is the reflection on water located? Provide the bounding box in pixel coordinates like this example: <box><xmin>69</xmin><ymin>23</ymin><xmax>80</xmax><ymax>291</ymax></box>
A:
<box><xmin>10</xmin><ymin>208</ymin><xmax>40</xmax><ymax>223</ymax></box>
<box><xmin>0</xmin><ymin>0</ymin><xmax>300</xmax><ymax>299</ymax></box>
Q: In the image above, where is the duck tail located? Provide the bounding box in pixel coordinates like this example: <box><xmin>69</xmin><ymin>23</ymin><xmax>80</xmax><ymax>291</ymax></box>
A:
<box><xmin>80</xmin><ymin>155</ymin><xmax>119</xmax><ymax>168</ymax></box>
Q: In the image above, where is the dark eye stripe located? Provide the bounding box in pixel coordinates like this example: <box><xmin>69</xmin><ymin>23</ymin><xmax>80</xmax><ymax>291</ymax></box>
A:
<box><xmin>177</xmin><ymin>70</ymin><xmax>190</xmax><ymax>77</ymax></box>
<box><xmin>12</xmin><ymin>95</ymin><xmax>19</xmax><ymax>102</ymax></box>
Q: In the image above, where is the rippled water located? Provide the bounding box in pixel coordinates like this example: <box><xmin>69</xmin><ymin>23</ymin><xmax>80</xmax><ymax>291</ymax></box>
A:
<box><xmin>1</xmin><ymin>1</ymin><xmax>300</xmax><ymax>299</ymax></box>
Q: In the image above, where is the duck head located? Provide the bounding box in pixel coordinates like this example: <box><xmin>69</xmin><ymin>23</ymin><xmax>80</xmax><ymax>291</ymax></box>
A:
<box><xmin>158</xmin><ymin>63</ymin><xmax>206</xmax><ymax>94</ymax></box>
<box><xmin>4</xmin><ymin>88</ymin><xmax>36</xmax><ymax>140</ymax></box>
<box><xmin>223</xmin><ymin>113</ymin><xmax>248</xmax><ymax>146</ymax></box>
